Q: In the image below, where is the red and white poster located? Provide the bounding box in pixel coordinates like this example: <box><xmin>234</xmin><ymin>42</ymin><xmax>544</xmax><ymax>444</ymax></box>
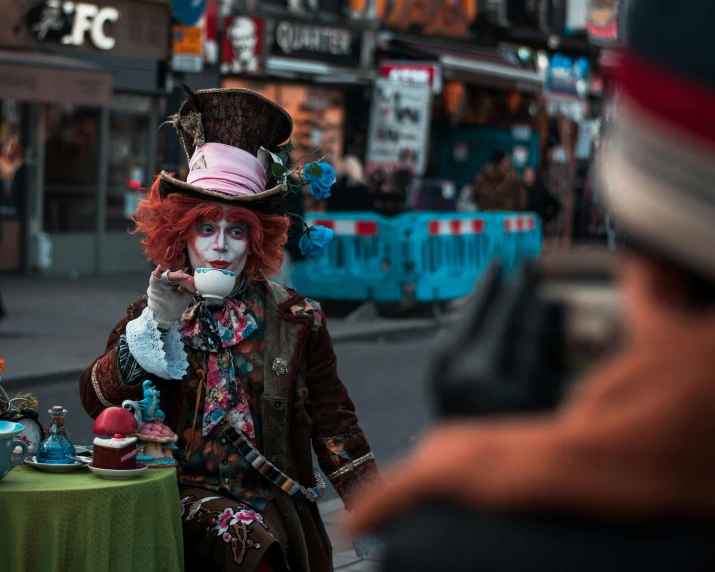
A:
<box><xmin>220</xmin><ymin>16</ymin><xmax>264</xmax><ymax>75</ymax></box>
<box><xmin>379</xmin><ymin>61</ymin><xmax>442</xmax><ymax>94</ymax></box>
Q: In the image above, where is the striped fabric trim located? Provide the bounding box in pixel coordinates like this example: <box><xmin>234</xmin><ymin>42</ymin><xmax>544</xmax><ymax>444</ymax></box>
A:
<box><xmin>117</xmin><ymin>334</ymin><xmax>149</xmax><ymax>386</ymax></box>
<box><xmin>221</xmin><ymin>421</ymin><xmax>325</xmax><ymax>502</ymax></box>
<box><xmin>611</xmin><ymin>99</ymin><xmax>715</xmax><ymax>209</ymax></box>
<box><xmin>602</xmin><ymin>100</ymin><xmax>715</xmax><ymax>279</ymax></box>
<box><xmin>614</xmin><ymin>51</ymin><xmax>715</xmax><ymax>148</ymax></box>
<box><xmin>326</xmin><ymin>452</ymin><xmax>376</xmax><ymax>481</ymax></box>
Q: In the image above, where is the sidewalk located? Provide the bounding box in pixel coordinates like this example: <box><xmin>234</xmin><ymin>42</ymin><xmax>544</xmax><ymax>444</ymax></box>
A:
<box><xmin>0</xmin><ymin>273</ymin><xmax>446</xmax><ymax>385</ymax></box>
<box><xmin>320</xmin><ymin>498</ymin><xmax>381</xmax><ymax>571</ymax></box>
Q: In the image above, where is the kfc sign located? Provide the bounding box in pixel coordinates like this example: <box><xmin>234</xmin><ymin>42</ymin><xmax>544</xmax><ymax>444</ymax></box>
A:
<box><xmin>23</xmin><ymin>1</ymin><xmax>120</xmax><ymax>50</ymax></box>
<box><xmin>379</xmin><ymin>62</ymin><xmax>442</xmax><ymax>94</ymax></box>
<box><xmin>221</xmin><ymin>16</ymin><xmax>263</xmax><ymax>74</ymax></box>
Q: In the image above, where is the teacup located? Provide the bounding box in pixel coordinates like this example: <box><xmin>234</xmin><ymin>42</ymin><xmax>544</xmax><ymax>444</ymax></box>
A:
<box><xmin>193</xmin><ymin>268</ymin><xmax>237</xmax><ymax>300</ymax></box>
<box><xmin>0</xmin><ymin>421</ymin><xmax>29</xmax><ymax>481</ymax></box>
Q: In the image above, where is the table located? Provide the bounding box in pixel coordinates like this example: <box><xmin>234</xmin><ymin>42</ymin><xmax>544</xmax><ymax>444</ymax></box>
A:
<box><xmin>0</xmin><ymin>465</ymin><xmax>184</xmax><ymax>572</ymax></box>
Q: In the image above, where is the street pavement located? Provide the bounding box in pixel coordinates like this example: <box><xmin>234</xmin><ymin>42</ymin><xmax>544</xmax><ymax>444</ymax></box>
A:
<box><xmin>10</xmin><ymin>337</ymin><xmax>435</xmax><ymax>572</ymax></box>
<box><xmin>0</xmin><ymin>272</ymin><xmax>447</xmax><ymax>385</ymax></box>
<box><xmin>0</xmin><ymin>273</ymin><xmax>440</xmax><ymax>571</ymax></box>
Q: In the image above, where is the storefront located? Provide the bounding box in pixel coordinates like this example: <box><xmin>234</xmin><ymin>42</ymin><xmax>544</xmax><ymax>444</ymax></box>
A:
<box><xmin>219</xmin><ymin>14</ymin><xmax>373</xmax><ymax>212</ymax></box>
<box><xmin>0</xmin><ymin>0</ymin><xmax>170</xmax><ymax>275</ymax></box>
<box><xmin>356</xmin><ymin>0</ymin><xmax>544</xmax><ymax>207</ymax></box>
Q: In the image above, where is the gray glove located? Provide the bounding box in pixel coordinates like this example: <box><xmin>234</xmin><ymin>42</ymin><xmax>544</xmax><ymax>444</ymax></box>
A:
<box><xmin>146</xmin><ymin>270</ymin><xmax>195</xmax><ymax>330</ymax></box>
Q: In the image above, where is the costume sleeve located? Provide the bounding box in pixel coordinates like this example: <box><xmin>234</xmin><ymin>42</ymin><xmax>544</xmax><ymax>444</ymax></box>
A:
<box><xmin>116</xmin><ymin>334</ymin><xmax>148</xmax><ymax>386</ymax></box>
<box><xmin>124</xmin><ymin>306</ymin><xmax>188</xmax><ymax>380</ymax></box>
<box><xmin>305</xmin><ymin>314</ymin><xmax>381</xmax><ymax>510</ymax></box>
<box><xmin>79</xmin><ymin>299</ymin><xmax>150</xmax><ymax>419</ymax></box>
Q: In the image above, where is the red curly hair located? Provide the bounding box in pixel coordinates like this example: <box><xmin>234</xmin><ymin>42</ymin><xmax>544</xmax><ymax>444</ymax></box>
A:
<box><xmin>132</xmin><ymin>176</ymin><xmax>289</xmax><ymax>282</ymax></box>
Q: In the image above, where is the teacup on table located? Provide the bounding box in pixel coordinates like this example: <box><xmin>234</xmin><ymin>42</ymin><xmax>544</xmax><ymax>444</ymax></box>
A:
<box><xmin>0</xmin><ymin>421</ymin><xmax>29</xmax><ymax>480</ymax></box>
<box><xmin>194</xmin><ymin>268</ymin><xmax>236</xmax><ymax>300</ymax></box>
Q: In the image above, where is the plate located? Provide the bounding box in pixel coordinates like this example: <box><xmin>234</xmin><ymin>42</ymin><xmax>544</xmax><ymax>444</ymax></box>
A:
<box><xmin>88</xmin><ymin>462</ymin><xmax>148</xmax><ymax>480</ymax></box>
<box><xmin>24</xmin><ymin>457</ymin><xmax>87</xmax><ymax>473</ymax></box>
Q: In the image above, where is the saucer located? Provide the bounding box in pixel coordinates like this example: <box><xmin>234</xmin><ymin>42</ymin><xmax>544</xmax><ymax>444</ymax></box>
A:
<box><xmin>88</xmin><ymin>462</ymin><xmax>148</xmax><ymax>480</ymax></box>
<box><xmin>24</xmin><ymin>457</ymin><xmax>87</xmax><ymax>473</ymax></box>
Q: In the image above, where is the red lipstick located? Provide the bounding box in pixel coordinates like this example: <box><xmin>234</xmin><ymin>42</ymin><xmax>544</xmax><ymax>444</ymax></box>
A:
<box><xmin>209</xmin><ymin>260</ymin><xmax>231</xmax><ymax>269</ymax></box>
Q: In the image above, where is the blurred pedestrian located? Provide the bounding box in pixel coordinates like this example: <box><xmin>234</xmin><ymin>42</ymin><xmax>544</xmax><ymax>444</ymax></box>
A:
<box><xmin>327</xmin><ymin>155</ymin><xmax>371</xmax><ymax>212</ymax></box>
<box><xmin>471</xmin><ymin>149</ymin><xmax>524</xmax><ymax>211</ymax></box>
<box><xmin>347</xmin><ymin>0</ymin><xmax>715</xmax><ymax>568</ymax></box>
<box><xmin>522</xmin><ymin>166</ymin><xmax>561</xmax><ymax>225</ymax></box>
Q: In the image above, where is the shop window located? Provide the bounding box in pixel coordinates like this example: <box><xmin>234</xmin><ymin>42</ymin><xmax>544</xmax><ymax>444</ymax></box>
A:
<box><xmin>106</xmin><ymin>95</ymin><xmax>159</xmax><ymax>232</ymax></box>
<box><xmin>44</xmin><ymin>105</ymin><xmax>100</xmax><ymax>233</ymax></box>
<box><xmin>222</xmin><ymin>79</ymin><xmax>345</xmax><ymax>213</ymax></box>
<box><xmin>0</xmin><ymin>99</ymin><xmax>27</xmax><ymax>270</ymax></box>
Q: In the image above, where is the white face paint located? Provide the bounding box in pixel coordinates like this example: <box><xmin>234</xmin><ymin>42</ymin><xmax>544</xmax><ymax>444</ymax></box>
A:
<box><xmin>188</xmin><ymin>210</ymin><xmax>250</xmax><ymax>278</ymax></box>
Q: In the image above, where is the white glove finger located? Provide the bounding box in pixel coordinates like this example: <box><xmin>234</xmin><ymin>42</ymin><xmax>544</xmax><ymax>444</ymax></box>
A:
<box><xmin>160</xmin><ymin>270</ymin><xmax>179</xmax><ymax>285</ymax></box>
<box><xmin>166</xmin><ymin>271</ymin><xmax>190</xmax><ymax>283</ymax></box>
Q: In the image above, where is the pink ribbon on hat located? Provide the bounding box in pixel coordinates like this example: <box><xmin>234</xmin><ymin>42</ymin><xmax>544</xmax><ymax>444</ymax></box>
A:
<box><xmin>187</xmin><ymin>143</ymin><xmax>268</xmax><ymax>197</ymax></box>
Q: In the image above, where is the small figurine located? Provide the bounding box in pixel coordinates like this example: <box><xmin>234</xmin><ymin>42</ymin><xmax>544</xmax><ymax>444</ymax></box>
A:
<box><xmin>123</xmin><ymin>381</ymin><xmax>178</xmax><ymax>468</ymax></box>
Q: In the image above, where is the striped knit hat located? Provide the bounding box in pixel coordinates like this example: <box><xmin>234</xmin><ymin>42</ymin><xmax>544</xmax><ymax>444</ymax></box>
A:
<box><xmin>601</xmin><ymin>0</ymin><xmax>715</xmax><ymax>278</ymax></box>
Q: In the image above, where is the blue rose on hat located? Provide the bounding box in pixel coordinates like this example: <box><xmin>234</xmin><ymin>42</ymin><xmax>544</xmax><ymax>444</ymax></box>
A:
<box><xmin>304</xmin><ymin>162</ymin><xmax>336</xmax><ymax>200</ymax></box>
<box><xmin>299</xmin><ymin>225</ymin><xmax>335</xmax><ymax>256</ymax></box>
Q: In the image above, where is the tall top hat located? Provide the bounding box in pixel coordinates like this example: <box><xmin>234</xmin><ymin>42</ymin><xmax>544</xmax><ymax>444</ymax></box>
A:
<box><xmin>160</xmin><ymin>88</ymin><xmax>293</xmax><ymax>207</ymax></box>
<box><xmin>602</xmin><ymin>0</ymin><xmax>715</xmax><ymax>279</ymax></box>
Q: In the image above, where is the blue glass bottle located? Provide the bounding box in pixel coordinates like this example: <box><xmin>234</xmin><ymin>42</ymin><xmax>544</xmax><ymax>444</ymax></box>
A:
<box><xmin>36</xmin><ymin>406</ymin><xmax>76</xmax><ymax>464</ymax></box>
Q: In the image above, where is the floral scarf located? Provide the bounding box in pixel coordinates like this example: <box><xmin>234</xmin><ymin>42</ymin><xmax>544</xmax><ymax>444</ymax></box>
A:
<box><xmin>181</xmin><ymin>280</ymin><xmax>257</xmax><ymax>437</ymax></box>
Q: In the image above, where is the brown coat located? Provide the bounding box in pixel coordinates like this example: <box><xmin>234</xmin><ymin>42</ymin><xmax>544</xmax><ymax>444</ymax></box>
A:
<box><xmin>80</xmin><ymin>281</ymin><xmax>379</xmax><ymax>572</ymax></box>
<box><xmin>472</xmin><ymin>163</ymin><xmax>525</xmax><ymax>211</ymax></box>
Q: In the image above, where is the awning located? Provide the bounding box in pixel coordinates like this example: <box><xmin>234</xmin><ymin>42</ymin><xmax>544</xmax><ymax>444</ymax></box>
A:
<box><xmin>380</xmin><ymin>35</ymin><xmax>544</xmax><ymax>94</ymax></box>
<box><xmin>0</xmin><ymin>50</ymin><xmax>113</xmax><ymax>107</ymax></box>
<box><xmin>265</xmin><ymin>56</ymin><xmax>375</xmax><ymax>85</ymax></box>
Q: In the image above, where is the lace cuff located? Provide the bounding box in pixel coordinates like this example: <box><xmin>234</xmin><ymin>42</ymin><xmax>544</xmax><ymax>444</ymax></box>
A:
<box><xmin>125</xmin><ymin>307</ymin><xmax>189</xmax><ymax>380</ymax></box>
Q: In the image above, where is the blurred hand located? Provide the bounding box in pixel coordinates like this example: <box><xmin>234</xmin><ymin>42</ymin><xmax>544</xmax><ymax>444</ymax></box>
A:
<box><xmin>345</xmin><ymin>261</ymin><xmax>565</xmax><ymax>536</ymax></box>
<box><xmin>430</xmin><ymin>260</ymin><xmax>564</xmax><ymax>418</ymax></box>
<box><xmin>344</xmin><ymin>422</ymin><xmax>486</xmax><ymax>537</ymax></box>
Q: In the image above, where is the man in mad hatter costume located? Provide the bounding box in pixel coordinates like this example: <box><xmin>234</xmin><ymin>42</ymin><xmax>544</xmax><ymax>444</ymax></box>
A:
<box><xmin>80</xmin><ymin>88</ymin><xmax>380</xmax><ymax>572</ymax></box>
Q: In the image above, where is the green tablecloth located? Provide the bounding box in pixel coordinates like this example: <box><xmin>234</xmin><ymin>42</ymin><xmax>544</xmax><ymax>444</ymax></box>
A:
<box><xmin>0</xmin><ymin>465</ymin><xmax>184</xmax><ymax>572</ymax></box>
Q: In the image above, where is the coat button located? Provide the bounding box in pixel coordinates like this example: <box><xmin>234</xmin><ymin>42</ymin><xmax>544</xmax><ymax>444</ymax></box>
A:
<box><xmin>275</xmin><ymin>402</ymin><xmax>282</xmax><ymax>409</ymax></box>
<box><xmin>222</xmin><ymin>459</ymin><xmax>229</xmax><ymax>465</ymax></box>
<box><xmin>223</xmin><ymin>477</ymin><xmax>229</xmax><ymax>484</ymax></box>
<box><xmin>220</xmin><ymin>438</ymin><xmax>227</xmax><ymax>444</ymax></box>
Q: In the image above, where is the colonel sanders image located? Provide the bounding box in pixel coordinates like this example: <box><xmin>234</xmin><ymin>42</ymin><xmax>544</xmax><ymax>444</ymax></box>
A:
<box><xmin>221</xmin><ymin>17</ymin><xmax>259</xmax><ymax>74</ymax></box>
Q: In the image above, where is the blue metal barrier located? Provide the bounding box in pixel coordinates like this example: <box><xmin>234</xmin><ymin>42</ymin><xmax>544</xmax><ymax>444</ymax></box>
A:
<box><xmin>290</xmin><ymin>213</ymin><xmax>403</xmax><ymax>302</ymax></box>
<box><xmin>493</xmin><ymin>213</ymin><xmax>543</xmax><ymax>272</ymax></box>
<box><xmin>291</xmin><ymin>211</ymin><xmax>543</xmax><ymax>304</ymax></box>
<box><xmin>395</xmin><ymin>213</ymin><xmax>501</xmax><ymax>302</ymax></box>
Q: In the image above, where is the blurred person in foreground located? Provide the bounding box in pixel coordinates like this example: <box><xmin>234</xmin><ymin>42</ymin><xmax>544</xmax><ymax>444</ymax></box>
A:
<box><xmin>347</xmin><ymin>1</ymin><xmax>715</xmax><ymax>569</ymax></box>
<box><xmin>471</xmin><ymin>149</ymin><xmax>524</xmax><ymax>211</ymax></box>
<box><xmin>523</xmin><ymin>165</ymin><xmax>561</xmax><ymax>226</ymax></box>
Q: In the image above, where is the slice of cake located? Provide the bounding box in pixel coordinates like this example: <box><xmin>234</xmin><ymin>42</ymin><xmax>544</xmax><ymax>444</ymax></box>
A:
<box><xmin>93</xmin><ymin>434</ymin><xmax>138</xmax><ymax>470</ymax></box>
